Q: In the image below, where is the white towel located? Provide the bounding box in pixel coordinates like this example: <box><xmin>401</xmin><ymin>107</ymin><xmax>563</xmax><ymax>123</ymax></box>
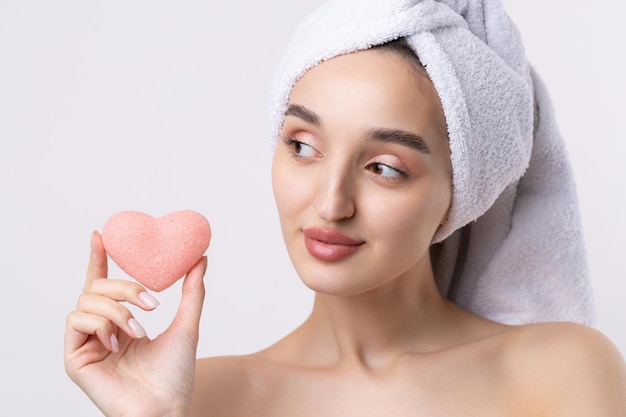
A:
<box><xmin>268</xmin><ymin>0</ymin><xmax>594</xmax><ymax>325</ymax></box>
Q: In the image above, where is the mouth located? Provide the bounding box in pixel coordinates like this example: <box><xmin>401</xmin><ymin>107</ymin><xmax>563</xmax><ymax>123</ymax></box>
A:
<box><xmin>302</xmin><ymin>227</ymin><xmax>364</xmax><ymax>262</ymax></box>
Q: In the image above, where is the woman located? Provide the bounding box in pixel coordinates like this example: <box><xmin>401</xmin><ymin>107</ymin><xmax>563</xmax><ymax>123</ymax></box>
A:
<box><xmin>64</xmin><ymin>1</ymin><xmax>626</xmax><ymax>415</ymax></box>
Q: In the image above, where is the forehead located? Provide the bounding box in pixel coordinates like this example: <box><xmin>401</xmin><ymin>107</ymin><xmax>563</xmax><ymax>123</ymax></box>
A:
<box><xmin>287</xmin><ymin>48</ymin><xmax>447</xmax><ymax>142</ymax></box>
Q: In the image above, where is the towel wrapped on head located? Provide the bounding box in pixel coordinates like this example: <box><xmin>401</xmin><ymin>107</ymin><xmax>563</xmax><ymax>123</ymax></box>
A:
<box><xmin>269</xmin><ymin>0</ymin><xmax>594</xmax><ymax>325</ymax></box>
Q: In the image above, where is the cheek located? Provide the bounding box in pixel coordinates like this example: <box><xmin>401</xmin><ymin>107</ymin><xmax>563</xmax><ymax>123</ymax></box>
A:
<box><xmin>368</xmin><ymin>183</ymin><xmax>450</xmax><ymax>249</ymax></box>
<box><xmin>271</xmin><ymin>156</ymin><xmax>309</xmax><ymax>223</ymax></box>
<box><xmin>271</xmin><ymin>158</ymin><xmax>289</xmax><ymax>217</ymax></box>
<box><xmin>373</xmin><ymin>201</ymin><xmax>432</xmax><ymax>250</ymax></box>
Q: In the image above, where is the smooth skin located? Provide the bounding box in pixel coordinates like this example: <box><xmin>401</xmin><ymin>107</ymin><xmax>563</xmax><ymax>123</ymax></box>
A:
<box><xmin>65</xmin><ymin>48</ymin><xmax>626</xmax><ymax>416</ymax></box>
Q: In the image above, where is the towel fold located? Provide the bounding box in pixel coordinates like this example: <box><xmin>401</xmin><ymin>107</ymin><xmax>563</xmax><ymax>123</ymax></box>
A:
<box><xmin>269</xmin><ymin>0</ymin><xmax>594</xmax><ymax>325</ymax></box>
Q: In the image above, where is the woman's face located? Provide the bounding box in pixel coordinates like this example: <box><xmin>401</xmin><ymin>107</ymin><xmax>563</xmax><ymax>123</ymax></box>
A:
<box><xmin>272</xmin><ymin>48</ymin><xmax>452</xmax><ymax>297</ymax></box>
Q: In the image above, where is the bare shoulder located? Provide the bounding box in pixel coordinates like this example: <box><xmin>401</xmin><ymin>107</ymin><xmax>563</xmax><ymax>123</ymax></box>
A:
<box><xmin>504</xmin><ymin>322</ymin><xmax>626</xmax><ymax>416</ymax></box>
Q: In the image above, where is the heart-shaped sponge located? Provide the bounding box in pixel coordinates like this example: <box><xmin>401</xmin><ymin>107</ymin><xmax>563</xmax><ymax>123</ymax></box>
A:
<box><xmin>101</xmin><ymin>210</ymin><xmax>211</xmax><ymax>292</ymax></box>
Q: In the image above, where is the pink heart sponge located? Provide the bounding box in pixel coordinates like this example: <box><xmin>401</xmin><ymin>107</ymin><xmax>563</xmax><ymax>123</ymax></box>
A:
<box><xmin>101</xmin><ymin>210</ymin><xmax>211</xmax><ymax>292</ymax></box>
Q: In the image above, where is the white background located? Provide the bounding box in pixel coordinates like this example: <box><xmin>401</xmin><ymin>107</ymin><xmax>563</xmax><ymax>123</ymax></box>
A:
<box><xmin>0</xmin><ymin>1</ymin><xmax>624</xmax><ymax>415</ymax></box>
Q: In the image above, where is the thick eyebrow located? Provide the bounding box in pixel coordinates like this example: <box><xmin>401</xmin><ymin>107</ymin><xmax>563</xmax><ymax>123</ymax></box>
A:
<box><xmin>284</xmin><ymin>104</ymin><xmax>321</xmax><ymax>127</ymax></box>
<box><xmin>285</xmin><ymin>103</ymin><xmax>431</xmax><ymax>154</ymax></box>
<box><xmin>368</xmin><ymin>127</ymin><xmax>431</xmax><ymax>154</ymax></box>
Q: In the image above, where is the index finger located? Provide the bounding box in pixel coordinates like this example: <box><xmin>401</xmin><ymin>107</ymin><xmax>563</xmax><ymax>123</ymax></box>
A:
<box><xmin>84</xmin><ymin>230</ymin><xmax>108</xmax><ymax>291</ymax></box>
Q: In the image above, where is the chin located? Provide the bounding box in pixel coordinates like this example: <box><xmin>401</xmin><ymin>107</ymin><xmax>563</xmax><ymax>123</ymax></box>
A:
<box><xmin>295</xmin><ymin>263</ymin><xmax>387</xmax><ymax>298</ymax></box>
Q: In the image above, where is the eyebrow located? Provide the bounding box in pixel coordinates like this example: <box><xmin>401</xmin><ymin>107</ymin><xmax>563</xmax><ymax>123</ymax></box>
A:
<box><xmin>285</xmin><ymin>103</ymin><xmax>431</xmax><ymax>154</ymax></box>
<box><xmin>285</xmin><ymin>104</ymin><xmax>321</xmax><ymax>127</ymax></box>
<box><xmin>368</xmin><ymin>128</ymin><xmax>431</xmax><ymax>154</ymax></box>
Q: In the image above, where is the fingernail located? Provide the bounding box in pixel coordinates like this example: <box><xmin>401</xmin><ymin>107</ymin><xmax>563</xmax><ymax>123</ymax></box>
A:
<box><xmin>110</xmin><ymin>333</ymin><xmax>119</xmax><ymax>353</ymax></box>
<box><xmin>138</xmin><ymin>291</ymin><xmax>159</xmax><ymax>309</ymax></box>
<box><xmin>128</xmin><ymin>318</ymin><xmax>147</xmax><ymax>338</ymax></box>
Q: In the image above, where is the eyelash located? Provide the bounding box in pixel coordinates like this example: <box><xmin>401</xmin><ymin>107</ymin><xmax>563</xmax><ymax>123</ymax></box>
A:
<box><xmin>281</xmin><ymin>136</ymin><xmax>315</xmax><ymax>158</ymax></box>
<box><xmin>281</xmin><ymin>135</ymin><xmax>409</xmax><ymax>180</ymax></box>
<box><xmin>281</xmin><ymin>136</ymin><xmax>299</xmax><ymax>158</ymax></box>
<box><xmin>368</xmin><ymin>162</ymin><xmax>408</xmax><ymax>179</ymax></box>
<box><xmin>280</xmin><ymin>135</ymin><xmax>300</xmax><ymax>149</ymax></box>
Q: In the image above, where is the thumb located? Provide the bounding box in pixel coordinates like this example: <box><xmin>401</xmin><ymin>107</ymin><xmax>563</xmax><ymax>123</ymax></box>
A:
<box><xmin>167</xmin><ymin>256</ymin><xmax>207</xmax><ymax>343</ymax></box>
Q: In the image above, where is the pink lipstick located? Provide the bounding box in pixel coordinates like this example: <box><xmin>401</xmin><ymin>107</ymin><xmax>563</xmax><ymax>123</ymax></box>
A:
<box><xmin>302</xmin><ymin>227</ymin><xmax>364</xmax><ymax>262</ymax></box>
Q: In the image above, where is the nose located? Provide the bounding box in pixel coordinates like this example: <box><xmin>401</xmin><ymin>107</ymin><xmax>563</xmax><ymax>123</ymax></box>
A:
<box><xmin>313</xmin><ymin>164</ymin><xmax>356</xmax><ymax>222</ymax></box>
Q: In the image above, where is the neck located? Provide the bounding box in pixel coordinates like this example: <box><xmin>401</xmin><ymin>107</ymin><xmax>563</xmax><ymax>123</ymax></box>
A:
<box><xmin>300</xmin><ymin>260</ymin><xmax>463</xmax><ymax>371</ymax></box>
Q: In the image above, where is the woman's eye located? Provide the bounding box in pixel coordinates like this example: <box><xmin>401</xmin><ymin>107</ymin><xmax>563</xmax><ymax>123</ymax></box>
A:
<box><xmin>283</xmin><ymin>137</ymin><xmax>319</xmax><ymax>158</ymax></box>
<box><xmin>294</xmin><ymin>141</ymin><xmax>317</xmax><ymax>156</ymax></box>
<box><xmin>368</xmin><ymin>163</ymin><xmax>404</xmax><ymax>178</ymax></box>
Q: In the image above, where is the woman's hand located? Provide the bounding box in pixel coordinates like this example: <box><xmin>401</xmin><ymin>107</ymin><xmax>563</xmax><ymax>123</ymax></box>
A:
<box><xmin>64</xmin><ymin>231</ymin><xmax>207</xmax><ymax>417</ymax></box>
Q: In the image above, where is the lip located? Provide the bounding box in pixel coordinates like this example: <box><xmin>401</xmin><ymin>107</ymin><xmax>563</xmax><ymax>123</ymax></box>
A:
<box><xmin>302</xmin><ymin>227</ymin><xmax>364</xmax><ymax>262</ymax></box>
